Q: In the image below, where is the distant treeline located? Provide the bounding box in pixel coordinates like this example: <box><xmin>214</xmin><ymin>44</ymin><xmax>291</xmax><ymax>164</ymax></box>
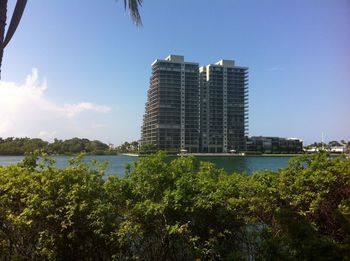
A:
<box><xmin>115</xmin><ymin>141</ymin><xmax>139</xmax><ymax>153</ymax></box>
<box><xmin>0</xmin><ymin>137</ymin><xmax>111</xmax><ymax>155</ymax></box>
<box><xmin>306</xmin><ymin>140</ymin><xmax>350</xmax><ymax>149</ymax></box>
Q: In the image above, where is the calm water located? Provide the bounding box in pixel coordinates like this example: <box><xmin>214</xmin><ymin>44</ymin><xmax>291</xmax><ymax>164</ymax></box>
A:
<box><xmin>196</xmin><ymin>156</ymin><xmax>291</xmax><ymax>174</ymax></box>
<box><xmin>0</xmin><ymin>155</ymin><xmax>292</xmax><ymax>176</ymax></box>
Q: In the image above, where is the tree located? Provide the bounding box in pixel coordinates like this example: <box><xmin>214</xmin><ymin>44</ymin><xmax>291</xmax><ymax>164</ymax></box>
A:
<box><xmin>0</xmin><ymin>0</ymin><xmax>143</xmax><ymax>79</ymax></box>
<box><xmin>0</xmin><ymin>153</ymin><xmax>120</xmax><ymax>259</ymax></box>
<box><xmin>139</xmin><ymin>143</ymin><xmax>157</xmax><ymax>155</ymax></box>
<box><xmin>1</xmin><ymin>152</ymin><xmax>349</xmax><ymax>259</ymax></box>
<box><xmin>328</xmin><ymin>140</ymin><xmax>341</xmax><ymax>147</ymax></box>
<box><xmin>248</xmin><ymin>153</ymin><xmax>350</xmax><ymax>259</ymax></box>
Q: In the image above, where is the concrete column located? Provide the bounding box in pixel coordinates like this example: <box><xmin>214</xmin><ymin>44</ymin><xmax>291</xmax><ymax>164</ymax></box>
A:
<box><xmin>180</xmin><ymin>64</ymin><xmax>185</xmax><ymax>149</ymax></box>
<box><xmin>223</xmin><ymin>68</ymin><xmax>228</xmax><ymax>152</ymax></box>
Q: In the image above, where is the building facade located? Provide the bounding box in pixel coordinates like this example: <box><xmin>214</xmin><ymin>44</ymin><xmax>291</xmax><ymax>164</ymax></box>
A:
<box><xmin>246</xmin><ymin>136</ymin><xmax>303</xmax><ymax>154</ymax></box>
<box><xmin>141</xmin><ymin>55</ymin><xmax>200</xmax><ymax>153</ymax></box>
<box><xmin>200</xmin><ymin>60</ymin><xmax>248</xmax><ymax>153</ymax></box>
<box><xmin>141</xmin><ymin>55</ymin><xmax>248</xmax><ymax>153</ymax></box>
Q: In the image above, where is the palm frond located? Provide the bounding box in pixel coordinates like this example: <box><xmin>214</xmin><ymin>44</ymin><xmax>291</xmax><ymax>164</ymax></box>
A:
<box><xmin>123</xmin><ymin>0</ymin><xmax>143</xmax><ymax>26</ymax></box>
<box><xmin>3</xmin><ymin>0</ymin><xmax>27</xmax><ymax>48</ymax></box>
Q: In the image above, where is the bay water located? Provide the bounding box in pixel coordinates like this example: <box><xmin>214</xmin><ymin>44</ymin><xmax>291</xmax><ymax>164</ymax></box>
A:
<box><xmin>0</xmin><ymin>155</ymin><xmax>292</xmax><ymax>176</ymax></box>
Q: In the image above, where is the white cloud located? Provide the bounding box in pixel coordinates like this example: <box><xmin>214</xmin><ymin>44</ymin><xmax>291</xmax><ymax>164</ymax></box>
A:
<box><xmin>0</xmin><ymin>69</ymin><xmax>112</xmax><ymax>141</ymax></box>
<box><xmin>62</xmin><ymin>102</ymin><xmax>111</xmax><ymax>117</ymax></box>
<box><xmin>38</xmin><ymin>130</ymin><xmax>57</xmax><ymax>141</ymax></box>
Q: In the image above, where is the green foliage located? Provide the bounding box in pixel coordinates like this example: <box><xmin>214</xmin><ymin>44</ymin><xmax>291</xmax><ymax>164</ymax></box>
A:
<box><xmin>0</xmin><ymin>137</ymin><xmax>111</xmax><ymax>155</ymax></box>
<box><xmin>49</xmin><ymin>138</ymin><xmax>110</xmax><ymax>155</ymax></box>
<box><xmin>115</xmin><ymin>140</ymin><xmax>139</xmax><ymax>154</ymax></box>
<box><xmin>115</xmin><ymin>153</ymin><xmax>248</xmax><ymax>259</ymax></box>
<box><xmin>0</xmin><ymin>152</ymin><xmax>349</xmax><ymax>260</ymax></box>
<box><xmin>0</xmin><ymin>137</ymin><xmax>48</xmax><ymax>155</ymax></box>
<box><xmin>0</xmin><ymin>153</ymin><xmax>119</xmax><ymax>259</ymax></box>
<box><xmin>18</xmin><ymin>151</ymin><xmax>40</xmax><ymax>171</ymax></box>
<box><xmin>249</xmin><ymin>152</ymin><xmax>350</xmax><ymax>260</ymax></box>
<box><xmin>139</xmin><ymin>143</ymin><xmax>157</xmax><ymax>155</ymax></box>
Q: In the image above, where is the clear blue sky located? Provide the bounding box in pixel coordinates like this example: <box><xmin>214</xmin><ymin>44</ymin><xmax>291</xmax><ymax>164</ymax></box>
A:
<box><xmin>1</xmin><ymin>0</ymin><xmax>349</xmax><ymax>145</ymax></box>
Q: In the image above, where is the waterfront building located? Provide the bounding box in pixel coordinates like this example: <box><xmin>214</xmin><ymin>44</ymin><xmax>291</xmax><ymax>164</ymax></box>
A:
<box><xmin>246</xmin><ymin>136</ymin><xmax>303</xmax><ymax>154</ymax></box>
<box><xmin>329</xmin><ymin>145</ymin><xmax>346</xmax><ymax>153</ymax></box>
<box><xmin>141</xmin><ymin>55</ymin><xmax>200</xmax><ymax>153</ymax></box>
<box><xmin>200</xmin><ymin>60</ymin><xmax>248</xmax><ymax>153</ymax></box>
<box><xmin>141</xmin><ymin>55</ymin><xmax>248</xmax><ymax>153</ymax></box>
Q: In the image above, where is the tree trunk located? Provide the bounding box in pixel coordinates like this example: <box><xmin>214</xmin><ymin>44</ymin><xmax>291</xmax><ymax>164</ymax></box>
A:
<box><xmin>0</xmin><ymin>0</ymin><xmax>8</xmax><ymax>80</ymax></box>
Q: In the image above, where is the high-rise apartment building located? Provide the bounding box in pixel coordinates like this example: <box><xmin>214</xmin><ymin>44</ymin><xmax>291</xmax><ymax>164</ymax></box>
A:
<box><xmin>141</xmin><ymin>55</ymin><xmax>200</xmax><ymax>153</ymax></box>
<box><xmin>141</xmin><ymin>55</ymin><xmax>248</xmax><ymax>153</ymax></box>
<box><xmin>200</xmin><ymin>60</ymin><xmax>248</xmax><ymax>153</ymax></box>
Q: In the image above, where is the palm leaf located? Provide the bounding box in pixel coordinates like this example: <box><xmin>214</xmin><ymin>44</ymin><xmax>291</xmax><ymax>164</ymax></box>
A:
<box><xmin>3</xmin><ymin>0</ymin><xmax>27</xmax><ymax>48</ymax></box>
<box><xmin>123</xmin><ymin>0</ymin><xmax>143</xmax><ymax>26</ymax></box>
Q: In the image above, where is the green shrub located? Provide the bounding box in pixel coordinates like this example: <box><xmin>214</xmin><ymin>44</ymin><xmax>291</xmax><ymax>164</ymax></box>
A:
<box><xmin>0</xmin><ymin>152</ymin><xmax>348</xmax><ymax>260</ymax></box>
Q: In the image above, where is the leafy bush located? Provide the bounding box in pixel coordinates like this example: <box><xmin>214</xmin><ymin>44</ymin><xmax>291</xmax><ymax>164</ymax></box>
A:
<box><xmin>0</xmin><ymin>152</ymin><xmax>349</xmax><ymax>260</ymax></box>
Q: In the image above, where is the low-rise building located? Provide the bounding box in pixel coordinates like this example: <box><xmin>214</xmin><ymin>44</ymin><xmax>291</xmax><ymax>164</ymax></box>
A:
<box><xmin>246</xmin><ymin>136</ymin><xmax>303</xmax><ymax>154</ymax></box>
<box><xmin>329</xmin><ymin>145</ymin><xmax>346</xmax><ymax>153</ymax></box>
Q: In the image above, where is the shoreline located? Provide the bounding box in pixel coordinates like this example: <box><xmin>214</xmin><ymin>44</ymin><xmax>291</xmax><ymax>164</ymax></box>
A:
<box><xmin>139</xmin><ymin>152</ymin><xmax>347</xmax><ymax>158</ymax></box>
<box><xmin>172</xmin><ymin>153</ymin><xmax>300</xmax><ymax>157</ymax></box>
<box><xmin>0</xmin><ymin>153</ymin><xmax>346</xmax><ymax>158</ymax></box>
<box><xmin>121</xmin><ymin>153</ymin><xmax>139</xmax><ymax>157</ymax></box>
